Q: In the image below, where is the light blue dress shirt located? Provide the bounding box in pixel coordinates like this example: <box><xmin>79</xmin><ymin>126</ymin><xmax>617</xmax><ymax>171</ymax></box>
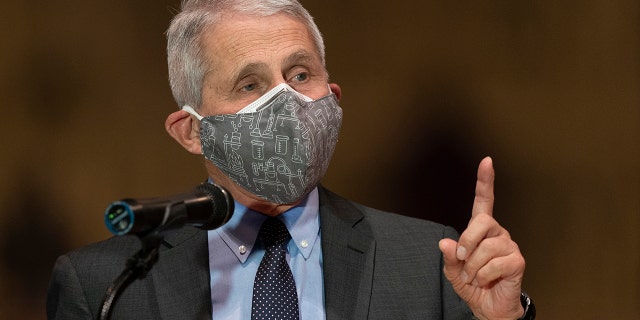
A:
<box><xmin>207</xmin><ymin>188</ymin><xmax>325</xmax><ymax>319</ymax></box>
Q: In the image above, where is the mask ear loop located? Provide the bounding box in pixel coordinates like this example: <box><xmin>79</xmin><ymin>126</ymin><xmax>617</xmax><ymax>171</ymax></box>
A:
<box><xmin>181</xmin><ymin>105</ymin><xmax>205</xmax><ymax>155</ymax></box>
<box><xmin>181</xmin><ymin>105</ymin><xmax>204</xmax><ymax>120</ymax></box>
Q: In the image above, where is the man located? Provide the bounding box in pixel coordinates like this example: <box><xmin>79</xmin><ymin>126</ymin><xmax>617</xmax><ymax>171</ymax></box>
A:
<box><xmin>47</xmin><ymin>0</ymin><xmax>534</xmax><ymax>319</ymax></box>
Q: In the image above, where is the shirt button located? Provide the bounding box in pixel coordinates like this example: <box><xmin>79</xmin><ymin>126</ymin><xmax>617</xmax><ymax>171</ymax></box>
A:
<box><xmin>300</xmin><ymin>240</ymin><xmax>309</xmax><ymax>248</ymax></box>
<box><xmin>239</xmin><ymin>245</ymin><xmax>247</xmax><ymax>254</ymax></box>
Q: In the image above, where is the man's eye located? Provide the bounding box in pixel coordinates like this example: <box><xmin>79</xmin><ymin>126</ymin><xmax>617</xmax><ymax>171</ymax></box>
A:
<box><xmin>293</xmin><ymin>73</ymin><xmax>308</xmax><ymax>82</ymax></box>
<box><xmin>242</xmin><ymin>83</ymin><xmax>257</xmax><ymax>91</ymax></box>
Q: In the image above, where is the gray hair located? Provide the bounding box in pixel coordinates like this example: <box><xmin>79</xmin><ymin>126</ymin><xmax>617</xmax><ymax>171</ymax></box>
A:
<box><xmin>166</xmin><ymin>0</ymin><xmax>325</xmax><ymax>108</ymax></box>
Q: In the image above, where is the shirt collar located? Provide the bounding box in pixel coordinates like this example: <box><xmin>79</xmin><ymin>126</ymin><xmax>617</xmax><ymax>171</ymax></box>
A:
<box><xmin>211</xmin><ymin>187</ymin><xmax>320</xmax><ymax>263</ymax></box>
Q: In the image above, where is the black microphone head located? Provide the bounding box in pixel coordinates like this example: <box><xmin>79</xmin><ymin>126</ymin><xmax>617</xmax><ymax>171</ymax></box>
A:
<box><xmin>196</xmin><ymin>182</ymin><xmax>234</xmax><ymax>230</ymax></box>
<box><xmin>104</xmin><ymin>183</ymin><xmax>234</xmax><ymax>236</ymax></box>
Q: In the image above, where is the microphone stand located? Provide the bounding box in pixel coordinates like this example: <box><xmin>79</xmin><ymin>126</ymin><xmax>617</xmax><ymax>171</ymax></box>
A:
<box><xmin>98</xmin><ymin>203</ymin><xmax>188</xmax><ymax>320</ymax></box>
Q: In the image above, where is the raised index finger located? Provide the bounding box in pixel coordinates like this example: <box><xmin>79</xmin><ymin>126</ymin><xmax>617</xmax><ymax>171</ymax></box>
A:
<box><xmin>472</xmin><ymin>157</ymin><xmax>495</xmax><ymax>217</ymax></box>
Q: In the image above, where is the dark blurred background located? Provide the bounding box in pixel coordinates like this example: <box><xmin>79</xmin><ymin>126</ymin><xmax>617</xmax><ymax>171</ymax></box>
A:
<box><xmin>0</xmin><ymin>0</ymin><xmax>638</xmax><ymax>318</ymax></box>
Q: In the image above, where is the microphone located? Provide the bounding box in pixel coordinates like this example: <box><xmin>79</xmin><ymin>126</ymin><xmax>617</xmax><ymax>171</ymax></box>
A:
<box><xmin>104</xmin><ymin>183</ymin><xmax>234</xmax><ymax>236</ymax></box>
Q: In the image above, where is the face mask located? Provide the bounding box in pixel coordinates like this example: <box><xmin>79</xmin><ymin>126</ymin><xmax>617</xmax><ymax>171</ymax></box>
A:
<box><xmin>182</xmin><ymin>83</ymin><xmax>343</xmax><ymax>204</ymax></box>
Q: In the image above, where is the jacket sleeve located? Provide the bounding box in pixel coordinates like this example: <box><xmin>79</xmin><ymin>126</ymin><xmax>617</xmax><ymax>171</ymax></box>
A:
<box><xmin>46</xmin><ymin>254</ymin><xmax>93</xmax><ymax>320</ymax></box>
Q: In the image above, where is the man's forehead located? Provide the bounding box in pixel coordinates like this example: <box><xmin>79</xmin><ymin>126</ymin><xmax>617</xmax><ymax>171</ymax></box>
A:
<box><xmin>206</xmin><ymin>11</ymin><xmax>311</xmax><ymax>47</ymax></box>
<box><xmin>202</xmin><ymin>13</ymin><xmax>321</xmax><ymax>72</ymax></box>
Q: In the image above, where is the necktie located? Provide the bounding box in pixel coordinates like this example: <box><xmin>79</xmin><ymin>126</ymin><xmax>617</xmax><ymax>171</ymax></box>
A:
<box><xmin>251</xmin><ymin>218</ymin><xmax>300</xmax><ymax>320</ymax></box>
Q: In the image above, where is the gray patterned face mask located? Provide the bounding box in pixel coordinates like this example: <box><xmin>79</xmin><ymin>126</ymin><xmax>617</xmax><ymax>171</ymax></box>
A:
<box><xmin>182</xmin><ymin>83</ymin><xmax>343</xmax><ymax>204</ymax></box>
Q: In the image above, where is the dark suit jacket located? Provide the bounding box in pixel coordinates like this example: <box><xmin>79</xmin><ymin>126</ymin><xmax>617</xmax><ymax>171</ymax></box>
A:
<box><xmin>47</xmin><ymin>186</ymin><xmax>472</xmax><ymax>319</ymax></box>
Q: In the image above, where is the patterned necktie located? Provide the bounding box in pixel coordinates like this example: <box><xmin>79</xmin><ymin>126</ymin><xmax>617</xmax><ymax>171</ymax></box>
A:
<box><xmin>251</xmin><ymin>218</ymin><xmax>300</xmax><ymax>320</ymax></box>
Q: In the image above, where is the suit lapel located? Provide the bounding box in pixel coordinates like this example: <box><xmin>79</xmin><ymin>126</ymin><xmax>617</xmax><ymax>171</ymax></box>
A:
<box><xmin>151</xmin><ymin>226</ymin><xmax>212</xmax><ymax>320</ymax></box>
<box><xmin>319</xmin><ymin>186</ymin><xmax>375</xmax><ymax>320</ymax></box>
<box><xmin>144</xmin><ymin>187</ymin><xmax>374</xmax><ymax>320</ymax></box>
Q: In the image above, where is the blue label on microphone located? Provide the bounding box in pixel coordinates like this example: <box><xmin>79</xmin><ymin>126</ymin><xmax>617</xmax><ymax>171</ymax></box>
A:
<box><xmin>105</xmin><ymin>201</ymin><xmax>134</xmax><ymax>235</ymax></box>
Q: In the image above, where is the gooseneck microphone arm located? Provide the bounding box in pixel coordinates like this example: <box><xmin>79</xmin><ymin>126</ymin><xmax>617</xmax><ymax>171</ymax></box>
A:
<box><xmin>98</xmin><ymin>183</ymin><xmax>234</xmax><ymax>320</ymax></box>
<box><xmin>98</xmin><ymin>234</ymin><xmax>161</xmax><ymax>320</ymax></box>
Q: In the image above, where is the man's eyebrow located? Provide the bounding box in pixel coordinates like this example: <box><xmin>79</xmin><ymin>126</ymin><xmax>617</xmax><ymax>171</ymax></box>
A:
<box><xmin>227</xmin><ymin>50</ymin><xmax>316</xmax><ymax>86</ymax></box>
<box><xmin>282</xmin><ymin>50</ymin><xmax>314</xmax><ymax>68</ymax></box>
<box><xmin>232</xmin><ymin>62</ymin><xmax>270</xmax><ymax>85</ymax></box>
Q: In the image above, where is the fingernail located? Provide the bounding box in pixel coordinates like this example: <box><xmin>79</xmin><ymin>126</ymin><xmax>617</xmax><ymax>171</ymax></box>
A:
<box><xmin>456</xmin><ymin>246</ymin><xmax>467</xmax><ymax>260</ymax></box>
<box><xmin>460</xmin><ymin>271</ymin><xmax>469</xmax><ymax>283</ymax></box>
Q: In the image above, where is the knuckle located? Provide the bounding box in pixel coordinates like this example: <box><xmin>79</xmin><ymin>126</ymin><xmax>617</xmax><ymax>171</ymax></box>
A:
<box><xmin>475</xmin><ymin>266</ymin><xmax>494</xmax><ymax>285</ymax></box>
<box><xmin>509</xmin><ymin>240</ymin><xmax>519</xmax><ymax>252</ymax></box>
<box><xmin>475</xmin><ymin>213</ymin><xmax>492</xmax><ymax>224</ymax></box>
<box><xmin>515</xmin><ymin>254</ymin><xmax>526</xmax><ymax>271</ymax></box>
<box><xmin>464</xmin><ymin>258</ymin><xmax>480</xmax><ymax>272</ymax></box>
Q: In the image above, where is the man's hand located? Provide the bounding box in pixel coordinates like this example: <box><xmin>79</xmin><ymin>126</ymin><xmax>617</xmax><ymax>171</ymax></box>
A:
<box><xmin>439</xmin><ymin>157</ymin><xmax>526</xmax><ymax>320</ymax></box>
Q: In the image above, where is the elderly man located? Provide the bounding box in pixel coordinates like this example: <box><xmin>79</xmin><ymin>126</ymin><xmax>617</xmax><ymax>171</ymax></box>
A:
<box><xmin>47</xmin><ymin>0</ymin><xmax>534</xmax><ymax>319</ymax></box>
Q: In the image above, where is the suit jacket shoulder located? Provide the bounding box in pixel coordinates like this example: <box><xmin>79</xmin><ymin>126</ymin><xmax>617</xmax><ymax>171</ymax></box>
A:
<box><xmin>318</xmin><ymin>186</ymin><xmax>472</xmax><ymax>320</ymax></box>
<box><xmin>47</xmin><ymin>227</ymin><xmax>212</xmax><ymax>320</ymax></box>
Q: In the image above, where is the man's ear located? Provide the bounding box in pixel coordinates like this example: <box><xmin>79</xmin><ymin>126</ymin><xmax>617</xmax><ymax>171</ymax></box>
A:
<box><xmin>329</xmin><ymin>83</ymin><xmax>342</xmax><ymax>100</ymax></box>
<box><xmin>165</xmin><ymin>110</ymin><xmax>202</xmax><ymax>154</ymax></box>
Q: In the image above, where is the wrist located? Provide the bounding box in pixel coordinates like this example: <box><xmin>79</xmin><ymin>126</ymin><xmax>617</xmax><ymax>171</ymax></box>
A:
<box><xmin>518</xmin><ymin>291</ymin><xmax>536</xmax><ymax>320</ymax></box>
<box><xmin>470</xmin><ymin>291</ymin><xmax>536</xmax><ymax>320</ymax></box>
